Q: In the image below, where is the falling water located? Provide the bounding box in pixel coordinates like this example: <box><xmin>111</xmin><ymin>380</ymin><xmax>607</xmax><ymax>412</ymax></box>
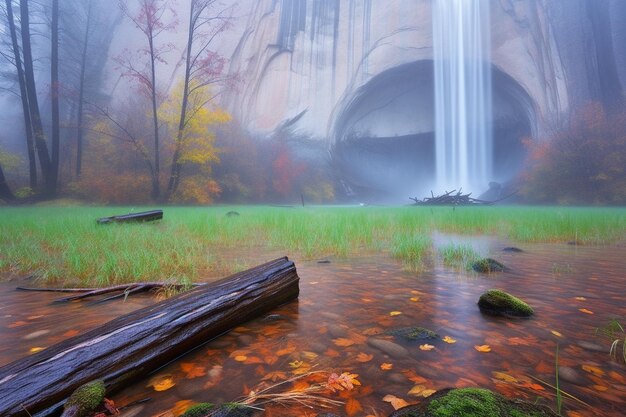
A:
<box><xmin>433</xmin><ymin>0</ymin><xmax>492</xmax><ymax>194</ymax></box>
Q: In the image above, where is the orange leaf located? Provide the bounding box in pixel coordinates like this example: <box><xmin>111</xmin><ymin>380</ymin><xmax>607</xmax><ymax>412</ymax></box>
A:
<box><xmin>389</xmin><ymin>311</ymin><xmax>402</xmax><ymax>316</ymax></box>
<box><xmin>410</xmin><ymin>297</ymin><xmax>419</xmax><ymax>302</ymax></box>
<box><xmin>551</xmin><ymin>330</ymin><xmax>563</xmax><ymax>337</ymax></box>
<box><xmin>345</xmin><ymin>398</ymin><xmax>363</xmax><ymax>416</ymax></box>
<box><xmin>262</xmin><ymin>371</ymin><xmax>288</xmax><ymax>382</ymax></box>
<box><xmin>244</xmin><ymin>356</ymin><xmax>264</xmax><ymax>364</ymax></box>
<box><xmin>383</xmin><ymin>394</ymin><xmax>409</xmax><ymax>410</ymax></box>
<box><xmin>29</xmin><ymin>347</ymin><xmax>45</xmax><ymax>353</ymax></box>
<box><xmin>474</xmin><ymin>345</ymin><xmax>491</xmax><ymax>352</ymax></box>
<box><xmin>419</xmin><ymin>344</ymin><xmax>435</xmax><ymax>351</ymax></box>
<box><xmin>234</xmin><ymin>355</ymin><xmax>248</xmax><ymax>362</ymax></box>
<box><xmin>180</xmin><ymin>362</ymin><xmax>206</xmax><ymax>379</ymax></box>
<box><xmin>325</xmin><ymin>348</ymin><xmax>341</xmax><ymax>357</ymax></box>
<box><xmin>574</xmin><ymin>297</ymin><xmax>586</xmax><ymax>301</ymax></box>
<box><xmin>292</xmin><ymin>380</ymin><xmax>310</xmax><ymax>392</ymax></box>
<box><xmin>62</xmin><ymin>330</ymin><xmax>80</xmax><ymax>338</ymax></box>
<box><xmin>380</xmin><ymin>363</ymin><xmax>393</xmax><ymax>370</ymax></box>
<box><xmin>276</xmin><ymin>343</ymin><xmax>297</xmax><ymax>356</ymax></box>
<box><xmin>356</xmin><ymin>352</ymin><xmax>373</xmax><ymax>363</ymax></box>
<box><xmin>8</xmin><ymin>321</ymin><xmax>28</xmax><ymax>328</ymax></box>
<box><xmin>171</xmin><ymin>400</ymin><xmax>194</xmax><ymax>417</ymax></box>
<box><xmin>582</xmin><ymin>364</ymin><xmax>605</xmax><ymax>376</ymax></box>
<box><xmin>442</xmin><ymin>336</ymin><xmax>456</xmax><ymax>344</ymax></box>
<box><xmin>363</xmin><ymin>327</ymin><xmax>383</xmax><ymax>336</ymax></box>
<box><xmin>333</xmin><ymin>338</ymin><xmax>355</xmax><ymax>347</ymax></box>
<box><xmin>147</xmin><ymin>374</ymin><xmax>175</xmax><ymax>391</ymax></box>
<box><xmin>578</xmin><ymin>308</ymin><xmax>594</xmax><ymax>314</ymax></box>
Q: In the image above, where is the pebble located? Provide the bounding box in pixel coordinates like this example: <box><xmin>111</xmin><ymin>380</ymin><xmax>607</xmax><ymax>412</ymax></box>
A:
<box><xmin>367</xmin><ymin>338</ymin><xmax>409</xmax><ymax>358</ymax></box>
<box><xmin>558</xmin><ymin>366</ymin><xmax>586</xmax><ymax>385</ymax></box>
<box><xmin>24</xmin><ymin>330</ymin><xmax>50</xmax><ymax>340</ymax></box>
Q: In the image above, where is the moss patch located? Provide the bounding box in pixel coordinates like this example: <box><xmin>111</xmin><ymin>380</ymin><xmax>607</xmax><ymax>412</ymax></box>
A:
<box><xmin>64</xmin><ymin>380</ymin><xmax>106</xmax><ymax>416</ymax></box>
<box><xmin>389</xmin><ymin>388</ymin><xmax>559</xmax><ymax>417</ymax></box>
<box><xmin>388</xmin><ymin>327</ymin><xmax>439</xmax><ymax>341</ymax></box>
<box><xmin>182</xmin><ymin>403</ymin><xmax>215</xmax><ymax>417</ymax></box>
<box><xmin>478</xmin><ymin>289</ymin><xmax>534</xmax><ymax>317</ymax></box>
<box><xmin>472</xmin><ymin>258</ymin><xmax>507</xmax><ymax>273</ymax></box>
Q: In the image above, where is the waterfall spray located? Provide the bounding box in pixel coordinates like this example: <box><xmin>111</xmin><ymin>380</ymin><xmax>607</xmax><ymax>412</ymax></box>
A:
<box><xmin>433</xmin><ymin>0</ymin><xmax>492</xmax><ymax>194</ymax></box>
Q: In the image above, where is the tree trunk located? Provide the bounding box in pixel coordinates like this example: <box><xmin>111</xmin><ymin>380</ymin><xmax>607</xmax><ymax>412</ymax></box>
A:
<box><xmin>0</xmin><ymin>257</ymin><xmax>299</xmax><ymax>417</ymax></box>
<box><xmin>148</xmin><ymin>33</ymin><xmax>160</xmax><ymax>200</ymax></box>
<box><xmin>75</xmin><ymin>0</ymin><xmax>92</xmax><ymax>178</ymax></box>
<box><xmin>5</xmin><ymin>0</ymin><xmax>37</xmax><ymax>189</ymax></box>
<box><xmin>20</xmin><ymin>0</ymin><xmax>52</xmax><ymax>194</ymax></box>
<box><xmin>0</xmin><ymin>163</ymin><xmax>15</xmax><ymax>201</ymax></box>
<box><xmin>50</xmin><ymin>0</ymin><xmax>60</xmax><ymax>197</ymax></box>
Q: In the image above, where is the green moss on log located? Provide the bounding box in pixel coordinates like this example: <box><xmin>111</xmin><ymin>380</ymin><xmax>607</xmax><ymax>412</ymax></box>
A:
<box><xmin>182</xmin><ymin>403</ymin><xmax>215</xmax><ymax>417</ymax></box>
<box><xmin>478</xmin><ymin>289</ymin><xmax>534</xmax><ymax>317</ymax></box>
<box><xmin>63</xmin><ymin>380</ymin><xmax>105</xmax><ymax>416</ymax></box>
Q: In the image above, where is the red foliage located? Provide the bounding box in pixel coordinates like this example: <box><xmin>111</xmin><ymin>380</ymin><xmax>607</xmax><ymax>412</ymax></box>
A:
<box><xmin>271</xmin><ymin>142</ymin><xmax>307</xmax><ymax>198</ymax></box>
<box><xmin>521</xmin><ymin>103</ymin><xmax>626</xmax><ymax>204</ymax></box>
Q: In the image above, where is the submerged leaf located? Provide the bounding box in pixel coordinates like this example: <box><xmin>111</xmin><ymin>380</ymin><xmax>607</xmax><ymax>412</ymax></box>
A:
<box><xmin>356</xmin><ymin>352</ymin><xmax>373</xmax><ymax>362</ymax></box>
<box><xmin>389</xmin><ymin>311</ymin><xmax>402</xmax><ymax>316</ymax></box>
<box><xmin>383</xmin><ymin>394</ymin><xmax>409</xmax><ymax>410</ymax></box>
<box><xmin>148</xmin><ymin>374</ymin><xmax>175</xmax><ymax>391</ymax></box>
<box><xmin>345</xmin><ymin>398</ymin><xmax>363</xmax><ymax>416</ymax></box>
<box><xmin>419</xmin><ymin>344</ymin><xmax>435</xmax><ymax>351</ymax></box>
<box><xmin>333</xmin><ymin>338</ymin><xmax>355</xmax><ymax>347</ymax></box>
<box><xmin>380</xmin><ymin>363</ymin><xmax>393</xmax><ymax>371</ymax></box>
<box><xmin>442</xmin><ymin>336</ymin><xmax>457</xmax><ymax>344</ymax></box>
<box><xmin>474</xmin><ymin>345</ymin><xmax>491</xmax><ymax>352</ymax></box>
<box><xmin>579</xmin><ymin>308</ymin><xmax>594</xmax><ymax>314</ymax></box>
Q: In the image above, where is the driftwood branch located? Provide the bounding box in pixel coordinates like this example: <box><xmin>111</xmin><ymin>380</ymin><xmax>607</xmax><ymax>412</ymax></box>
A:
<box><xmin>410</xmin><ymin>189</ymin><xmax>517</xmax><ymax>206</ymax></box>
<box><xmin>0</xmin><ymin>257</ymin><xmax>300</xmax><ymax>417</ymax></box>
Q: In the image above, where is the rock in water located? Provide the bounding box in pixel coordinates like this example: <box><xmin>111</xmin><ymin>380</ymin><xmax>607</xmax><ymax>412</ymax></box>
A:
<box><xmin>477</xmin><ymin>289</ymin><xmax>534</xmax><ymax>317</ymax></box>
<box><xmin>367</xmin><ymin>338</ymin><xmax>409</xmax><ymax>358</ymax></box>
<box><xmin>389</xmin><ymin>387</ymin><xmax>559</xmax><ymax>417</ymax></box>
<box><xmin>472</xmin><ymin>258</ymin><xmax>507</xmax><ymax>273</ymax></box>
<box><xmin>387</xmin><ymin>327</ymin><xmax>439</xmax><ymax>342</ymax></box>
<box><xmin>182</xmin><ymin>403</ymin><xmax>214</xmax><ymax>417</ymax></box>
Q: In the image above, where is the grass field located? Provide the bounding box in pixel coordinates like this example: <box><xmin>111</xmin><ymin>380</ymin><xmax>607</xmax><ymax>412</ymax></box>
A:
<box><xmin>0</xmin><ymin>205</ymin><xmax>625</xmax><ymax>286</ymax></box>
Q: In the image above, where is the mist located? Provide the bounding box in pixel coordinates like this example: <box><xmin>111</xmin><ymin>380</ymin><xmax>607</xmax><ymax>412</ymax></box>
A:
<box><xmin>1</xmin><ymin>0</ymin><xmax>625</xmax><ymax>205</ymax></box>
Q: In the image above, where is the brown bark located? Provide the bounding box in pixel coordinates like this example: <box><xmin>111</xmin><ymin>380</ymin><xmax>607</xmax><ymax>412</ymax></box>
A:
<box><xmin>0</xmin><ymin>257</ymin><xmax>299</xmax><ymax>417</ymax></box>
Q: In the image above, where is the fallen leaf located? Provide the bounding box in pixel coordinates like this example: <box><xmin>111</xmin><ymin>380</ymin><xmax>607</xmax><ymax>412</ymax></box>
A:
<box><xmin>383</xmin><ymin>394</ymin><xmax>409</xmax><ymax>410</ymax></box>
<box><xmin>356</xmin><ymin>352</ymin><xmax>373</xmax><ymax>362</ymax></box>
<box><xmin>380</xmin><ymin>363</ymin><xmax>393</xmax><ymax>370</ymax></box>
<box><xmin>421</xmin><ymin>389</ymin><xmax>437</xmax><ymax>397</ymax></box>
<box><xmin>442</xmin><ymin>336</ymin><xmax>457</xmax><ymax>344</ymax></box>
<box><xmin>410</xmin><ymin>297</ymin><xmax>419</xmax><ymax>302</ymax></box>
<box><xmin>582</xmin><ymin>364</ymin><xmax>605</xmax><ymax>376</ymax></box>
<box><xmin>474</xmin><ymin>345</ymin><xmax>491</xmax><ymax>352</ymax></box>
<box><xmin>229</xmin><ymin>349</ymin><xmax>250</xmax><ymax>358</ymax></box>
<box><xmin>234</xmin><ymin>355</ymin><xmax>248</xmax><ymax>362</ymax></box>
<box><xmin>407</xmin><ymin>385</ymin><xmax>427</xmax><ymax>396</ymax></box>
<box><xmin>363</xmin><ymin>327</ymin><xmax>383</xmax><ymax>336</ymax></box>
<box><xmin>62</xmin><ymin>330</ymin><xmax>80</xmax><ymax>338</ymax></box>
<box><xmin>345</xmin><ymin>398</ymin><xmax>363</xmax><ymax>416</ymax></box>
<box><xmin>492</xmin><ymin>371</ymin><xmax>517</xmax><ymax>383</ymax></box>
<box><xmin>276</xmin><ymin>344</ymin><xmax>297</xmax><ymax>356</ymax></box>
<box><xmin>292</xmin><ymin>380</ymin><xmax>310</xmax><ymax>392</ymax></box>
<box><xmin>147</xmin><ymin>374</ymin><xmax>175</xmax><ymax>391</ymax></box>
<box><xmin>578</xmin><ymin>308</ymin><xmax>594</xmax><ymax>315</ymax></box>
<box><xmin>29</xmin><ymin>347</ymin><xmax>45</xmax><ymax>353</ymax></box>
<box><xmin>8</xmin><ymin>321</ymin><xmax>28</xmax><ymax>328</ymax></box>
<box><xmin>389</xmin><ymin>311</ymin><xmax>402</xmax><ymax>316</ymax></box>
<box><xmin>551</xmin><ymin>330</ymin><xmax>563</xmax><ymax>337</ymax></box>
<box><xmin>180</xmin><ymin>362</ymin><xmax>206</xmax><ymax>379</ymax></box>
<box><xmin>302</xmin><ymin>351</ymin><xmax>318</xmax><ymax>360</ymax></box>
<box><xmin>325</xmin><ymin>348</ymin><xmax>341</xmax><ymax>357</ymax></box>
<box><xmin>289</xmin><ymin>360</ymin><xmax>304</xmax><ymax>368</ymax></box>
<box><xmin>333</xmin><ymin>338</ymin><xmax>355</xmax><ymax>347</ymax></box>
<box><xmin>507</xmin><ymin>337</ymin><xmax>531</xmax><ymax>346</ymax></box>
<box><xmin>419</xmin><ymin>344</ymin><xmax>435</xmax><ymax>351</ymax></box>
<box><xmin>244</xmin><ymin>356</ymin><xmax>264</xmax><ymax>365</ymax></box>
<box><xmin>574</xmin><ymin>297</ymin><xmax>586</xmax><ymax>301</ymax></box>
<box><xmin>171</xmin><ymin>400</ymin><xmax>194</xmax><ymax>417</ymax></box>
<box><xmin>262</xmin><ymin>371</ymin><xmax>288</xmax><ymax>382</ymax></box>
<box><xmin>402</xmin><ymin>369</ymin><xmax>427</xmax><ymax>384</ymax></box>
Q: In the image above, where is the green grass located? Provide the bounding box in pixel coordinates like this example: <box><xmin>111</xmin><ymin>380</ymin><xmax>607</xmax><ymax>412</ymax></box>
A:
<box><xmin>438</xmin><ymin>243</ymin><xmax>481</xmax><ymax>269</ymax></box>
<box><xmin>0</xmin><ymin>205</ymin><xmax>624</xmax><ymax>286</ymax></box>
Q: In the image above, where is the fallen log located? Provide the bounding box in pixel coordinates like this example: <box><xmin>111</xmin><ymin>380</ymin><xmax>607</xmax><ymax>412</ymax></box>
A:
<box><xmin>0</xmin><ymin>257</ymin><xmax>299</xmax><ymax>417</ymax></box>
<box><xmin>96</xmin><ymin>209</ymin><xmax>163</xmax><ymax>224</ymax></box>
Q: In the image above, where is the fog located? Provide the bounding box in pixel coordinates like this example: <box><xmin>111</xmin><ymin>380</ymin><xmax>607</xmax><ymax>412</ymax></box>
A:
<box><xmin>0</xmin><ymin>0</ymin><xmax>625</xmax><ymax>205</ymax></box>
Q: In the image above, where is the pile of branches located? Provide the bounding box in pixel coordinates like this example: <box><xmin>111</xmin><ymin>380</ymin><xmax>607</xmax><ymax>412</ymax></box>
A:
<box><xmin>409</xmin><ymin>189</ymin><xmax>495</xmax><ymax>206</ymax></box>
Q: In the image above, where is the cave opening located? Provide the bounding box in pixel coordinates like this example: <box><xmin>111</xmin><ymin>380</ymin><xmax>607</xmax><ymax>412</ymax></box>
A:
<box><xmin>331</xmin><ymin>60</ymin><xmax>536</xmax><ymax>202</ymax></box>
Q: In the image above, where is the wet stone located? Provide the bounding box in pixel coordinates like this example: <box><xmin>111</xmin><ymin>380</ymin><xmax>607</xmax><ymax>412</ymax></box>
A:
<box><xmin>387</xmin><ymin>327</ymin><xmax>439</xmax><ymax>342</ymax></box>
<box><xmin>367</xmin><ymin>338</ymin><xmax>409</xmax><ymax>358</ymax></box>
<box><xmin>577</xmin><ymin>341</ymin><xmax>607</xmax><ymax>352</ymax></box>
<box><xmin>236</xmin><ymin>335</ymin><xmax>254</xmax><ymax>346</ymax></box>
<box><xmin>472</xmin><ymin>258</ymin><xmax>507</xmax><ymax>273</ymax></box>
<box><xmin>502</xmin><ymin>247</ymin><xmax>524</xmax><ymax>253</ymax></box>
<box><xmin>320</xmin><ymin>311</ymin><xmax>342</xmax><ymax>321</ymax></box>
<box><xmin>327</xmin><ymin>324</ymin><xmax>348</xmax><ymax>338</ymax></box>
<box><xmin>386</xmin><ymin>372</ymin><xmax>408</xmax><ymax>384</ymax></box>
<box><xmin>558</xmin><ymin>366</ymin><xmax>586</xmax><ymax>385</ymax></box>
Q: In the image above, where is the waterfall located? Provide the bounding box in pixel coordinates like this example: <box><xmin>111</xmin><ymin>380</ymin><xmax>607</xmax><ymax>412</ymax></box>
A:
<box><xmin>433</xmin><ymin>0</ymin><xmax>492</xmax><ymax>194</ymax></box>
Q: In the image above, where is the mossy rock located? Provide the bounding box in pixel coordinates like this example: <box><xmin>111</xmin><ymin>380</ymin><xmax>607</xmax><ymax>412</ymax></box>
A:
<box><xmin>182</xmin><ymin>403</ymin><xmax>215</xmax><ymax>417</ymax></box>
<box><xmin>63</xmin><ymin>380</ymin><xmax>106</xmax><ymax>417</ymax></box>
<box><xmin>209</xmin><ymin>403</ymin><xmax>255</xmax><ymax>417</ymax></box>
<box><xmin>387</xmin><ymin>327</ymin><xmax>439</xmax><ymax>342</ymax></box>
<box><xmin>389</xmin><ymin>387</ymin><xmax>559</xmax><ymax>417</ymax></box>
<box><xmin>478</xmin><ymin>289</ymin><xmax>534</xmax><ymax>317</ymax></box>
<box><xmin>472</xmin><ymin>258</ymin><xmax>507</xmax><ymax>273</ymax></box>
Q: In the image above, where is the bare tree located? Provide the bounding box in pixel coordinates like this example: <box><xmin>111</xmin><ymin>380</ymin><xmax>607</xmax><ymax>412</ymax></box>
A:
<box><xmin>50</xmin><ymin>0</ymin><xmax>60</xmax><ymax>196</ymax></box>
<box><xmin>118</xmin><ymin>0</ymin><xmax>177</xmax><ymax>200</ymax></box>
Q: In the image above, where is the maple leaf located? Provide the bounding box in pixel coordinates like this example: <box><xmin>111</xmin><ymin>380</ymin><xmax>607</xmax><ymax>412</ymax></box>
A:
<box><xmin>582</xmin><ymin>364</ymin><xmax>605</xmax><ymax>376</ymax></box>
<box><xmin>262</xmin><ymin>371</ymin><xmax>288</xmax><ymax>382</ymax></box>
<box><xmin>289</xmin><ymin>360</ymin><xmax>304</xmax><ymax>369</ymax></box>
<box><xmin>419</xmin><ymin>344</ymin><xmax>435</xmax><ymax>351</ymax></box>
<box><xmin>333</xmin><ymin>338</ymin><xmax>355</xmax><ymax>347</ymax></box>
<box><xmin>380</xmin><ymin>363</ymin><xmax>393</xmax><ymax>371</ymax></box>
<box><xmin>180</xmin><ymin>362</ymin><xmax>206</xmax><ymax>379</ymax></box>
<box><xmin>474</xmin><ymin>345</ymin><xmax>491</xmax><ymax>352</ymax></box>
<box><xmin>346</xmin><ymin>398</ymin><xmax>363</xmax><ymax>416</ymax></box>
<box><xmin>442</xmin><ymin>336</ymin><xmax>457</xmax><ymax>344</ymax></box>
<box><xmin>147</xmin><ymin>374</ymin><xmax>175</xmax><ymax>391</ymax></box>
<box><xmin>356</xmin><ymin>352</ymin><xmax>373</xmax><ymax>363</ymax></box>
<box><xmin>383</xmin><ymin>394</ymin><xmax>409</xmax><ymax>410</ymax></box>
<box><xmin>327</xmin><ymin>372</ymin><xmax>360</xmax><ymax>392</ymax></box>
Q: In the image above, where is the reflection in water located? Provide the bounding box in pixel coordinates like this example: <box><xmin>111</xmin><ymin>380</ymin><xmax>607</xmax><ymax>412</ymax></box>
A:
<box><xmin>1</xmin><ymin>240</ymin><xmax>625</xmax><ymax>416</ymax></box>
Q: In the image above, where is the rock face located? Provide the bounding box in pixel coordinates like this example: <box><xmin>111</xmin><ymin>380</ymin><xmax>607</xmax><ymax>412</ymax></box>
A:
<box><xmin>477</xmin><ymin>289</ymin><xmax>534</xmax><ymax>317</ymax></box>
<box><xmin>223</xmin><ymin>0</ymin><xmax>625</xmax><ymax>198</ymax></box>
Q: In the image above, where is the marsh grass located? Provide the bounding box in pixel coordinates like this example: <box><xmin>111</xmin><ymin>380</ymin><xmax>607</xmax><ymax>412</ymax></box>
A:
<box><xmin>438</xmin><ymin>243</ymin><xmax>481</xmax><ymax>269</ymax></box>
<box><xmin>596</xmin><ymin>319</ymin><xmax>626</xmax><ymax>363</ymax></box>
<box><xmin>0</xmin><ymin>205</ymin><xmax>624</xmax><ymax>285</ymax></box>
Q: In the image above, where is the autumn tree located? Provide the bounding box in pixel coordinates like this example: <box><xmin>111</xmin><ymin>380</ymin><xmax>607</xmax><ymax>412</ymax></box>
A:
<box><xmin>521</xmin><ymin>103</ymin><xmax>626</xmax><ymax>205</ymax></box>
<box><xmin>118</xmin><ymin>0</ymin><xmax>177</xmax><ymax>200</ymax></box>
<box><xmin>165</xmin><ymin>0</ymin><xmax>234</xmax><ymax>200</ymax></box>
